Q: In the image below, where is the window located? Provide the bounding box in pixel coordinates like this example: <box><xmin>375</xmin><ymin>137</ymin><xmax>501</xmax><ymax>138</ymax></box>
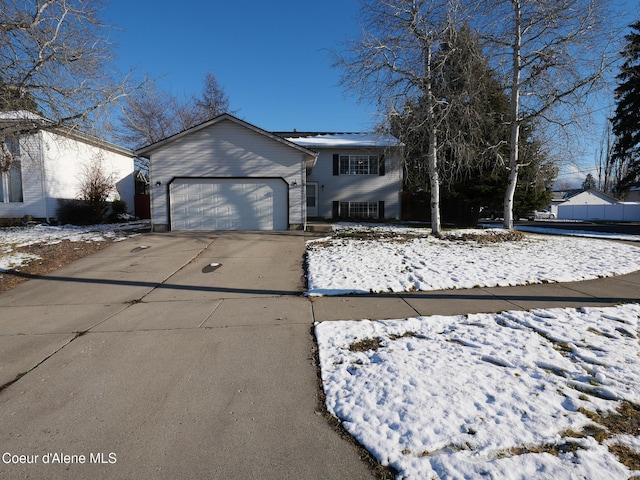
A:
<box><xmin>5</xmin><ymin>136</ymin><xmax>20</xmax><ymax>157</ymax></box>
<box><xmin>7</xmin><ymin>159</ymin><xmax>23</xmax><ymax>202</ymax></box>
<box><xmin>306</xmin><ymin>183</ymin><xmax>316</xmax><ymax>207</ymax></box>
<box><xmin>338</xmin><ymin>201</ymin><xmax>379</xmax><ymax>219</ymax></box>
<box><xmin>338</xmin><ymin>155</ymin><xmax>379</xmax><ymax>175</ymax></box>
<box><xmin>1</xmin><ymin>137</ymin><xmax>23</xmax><ymax>203</ymax></box>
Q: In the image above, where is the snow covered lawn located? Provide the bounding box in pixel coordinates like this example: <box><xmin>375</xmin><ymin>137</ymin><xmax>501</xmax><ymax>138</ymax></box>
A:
<box><xmin>310</xmin><ymin>224</ymin><xmax>640</xmax><ymax>478</ymax></box>
<box><xmin>0</xmin><ymin>221</ymin><xmax>149</xmax><ymax>271</ymax></box>
<box><xmin>306</xmin><ymin>224</ymin><xmax>640</xmax><ymax>296</ymax></box>
<box><xmin>316</xmin><ymin>304</ymin><xmax>640</xmax><ymax>479</ymax></box>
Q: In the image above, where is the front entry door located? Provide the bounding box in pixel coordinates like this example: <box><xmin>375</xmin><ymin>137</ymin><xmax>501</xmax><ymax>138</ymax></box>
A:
<box><xmin>306</xmin><ymin>182</ymin><xmax>319</xmax><ymax>217</ymax></box>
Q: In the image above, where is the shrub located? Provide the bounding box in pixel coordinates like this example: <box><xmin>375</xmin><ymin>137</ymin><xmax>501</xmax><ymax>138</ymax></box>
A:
<box><xmin>56</xmin><ymin>199</ymin><xmax>101</xmax><ymax>225</ymax></box>
<box><xmin>108</xmin><ymin>198</ymin><xmax>128</xmax><ymax>222</ymax></box>
<box><xmin>77</xmin><ymin>157</ymin><xmax>115</xmax><ymax>222</ymax></box>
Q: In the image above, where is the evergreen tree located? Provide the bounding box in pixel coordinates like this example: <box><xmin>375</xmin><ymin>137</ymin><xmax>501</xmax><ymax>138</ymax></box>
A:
<box><xmin>395</xmin><ymin>25</ymin><xmax>510</xmax><ymax>220</ymax></box>
<box><xmin>0</xmin><ymin>79</ymin><xmax>39</xmax><ymax>112</ymax></box>
<box><xmin>396</xmin><ymin>25</ymin><xmax>555</xmax><ymax>225</ymax></box>
<box><xmin>582</xmin><ymin>173</ymin><xmax>597</xmax><ymax>190</ymax></box>
<box><xmin>611</xmin><ymin>21</ymin><xmax>640</xmax><ymax>193</ymax></box>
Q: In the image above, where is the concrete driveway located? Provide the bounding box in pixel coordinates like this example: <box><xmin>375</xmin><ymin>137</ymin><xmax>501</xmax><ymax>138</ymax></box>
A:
<box><xmin>0</xmin><ymin>232</ymin><xmax>374</xmax><ymax>480</ymax></box>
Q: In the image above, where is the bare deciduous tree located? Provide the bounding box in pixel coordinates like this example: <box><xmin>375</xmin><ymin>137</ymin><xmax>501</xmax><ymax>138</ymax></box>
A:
<box><xmin>116</xmin><ymin>80</ymin><xmax>178</xmax><ymax>149</ymax></box>
<box><xmin>480</xmin><ymin>0</ymin><xmax>615</xmax><ymax>228</ymax></box>
<box><xmin>336</xmin><ymin>0</ymin><xmax>471</xmax><ymax>235</ymax></box>
<box><xmin>0</xmin><ymin>0</ymin><xmax>142</xmax><ymax>172</ymax></box>
<box><xmin>596</xmin><ymin>120</ymin><xmax>616</xmax><ymax>194</ymax></box>
<box><xmin>116</xmin><ymin>72</ymin><xmax>233</xmax><ymax>169</ymax></box>
<box><xmin>195</xmin><ymin>73</ymin><xmax>231</xmax><ymax>121</ymax></box>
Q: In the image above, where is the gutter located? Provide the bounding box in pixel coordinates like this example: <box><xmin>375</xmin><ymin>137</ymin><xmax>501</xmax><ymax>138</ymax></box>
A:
<box><xmin>39</xmin><ymin>131</ymin><xmax>50</xmax><ymax>223</ymax></box>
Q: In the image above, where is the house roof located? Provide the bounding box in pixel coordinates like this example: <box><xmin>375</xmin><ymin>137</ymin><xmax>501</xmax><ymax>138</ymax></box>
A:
<box><xmin>275</xmin><ymin>131</ymin><xmax>402</xmax><ymax>148</ymax></box>
<box><xmin>136</xmin><ymin>114</ymin><xmax>319</xmax><ymax>167</ymax></box>
<box><xmin>0</xmin><ymin>110</ymin><xmax>134</xmax><ymax>157</ymax></box>
<box><xmin>553</xmin><ymin>188</ymin><xmax>620</xmax><ymax>205</ymax></box>
<box><xmin>551</xmin><ymin>189</ymin><xmax>582</xmax><ymax>202</ymax></box>
<box><xmin>0</xmin><ymin>110</ymin><xmax>43</xmax><ymax>122</ymax></box>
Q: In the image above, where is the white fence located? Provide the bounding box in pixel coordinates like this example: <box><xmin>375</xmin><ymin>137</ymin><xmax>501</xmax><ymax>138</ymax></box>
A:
<box><xmin>557</xmin><ymin>203</ymin><xmax>640</xmax><ymax>222</ymax></box>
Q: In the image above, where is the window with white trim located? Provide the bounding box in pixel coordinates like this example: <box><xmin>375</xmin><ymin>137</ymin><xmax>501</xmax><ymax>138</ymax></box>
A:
<box><xmin>339</xmin><ymin>155</ymin><xmax>379</xmax><ymax>175</ymax></box>
<box><xmin>338</xmin><ymin>201</ymin><xmax>378</xmax><ymax>219</ymax></box>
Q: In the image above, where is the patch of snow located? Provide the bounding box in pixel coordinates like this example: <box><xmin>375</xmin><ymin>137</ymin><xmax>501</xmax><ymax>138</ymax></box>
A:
<box><xmin>0</xmin><ymin>251</ymin><xmax>41</xmax><ymax>271</ymax></box>
<box><xmin>287</xmin><ymin>133</ymin><xmax>401</xmax><ymax>148</ymax></box>
<box><xmin>0</xmin><ymin>110</ymin><xmax>44</xmax><ymax>121</ymax></box>
<box><xmin>316</xmin><ymin>304</ymin><xmax>640</xmax><ymax>479</ymax></box>
<box><xmin>0</xmin><ymin>221</ymin><xmax>149</xmax><ymax>271</ymax></box>
<box><xmin>514</xmin><ymin>225</ymin><xmax>640</xmax><ymax>242</ymax></box>
<box><xmin>306</xmin><ymin>225</ymin><xmax>640</xmax><ymax>296</ymax></box>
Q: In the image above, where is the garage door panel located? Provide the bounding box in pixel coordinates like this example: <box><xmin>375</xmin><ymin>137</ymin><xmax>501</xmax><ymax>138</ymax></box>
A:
<box><xmin>170</xmin><ymin>178</ymin><xmax>287</xmax><ymax>231</ymax></box>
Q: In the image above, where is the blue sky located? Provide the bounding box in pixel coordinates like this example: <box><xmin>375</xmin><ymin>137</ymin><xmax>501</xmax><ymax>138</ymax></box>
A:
<box><xmin>104</xmin><ymin>0</ymin><xmax>638</xmax><ymax>187</ymax></box>
<box><xmin>104</xmin><ymin>0</ymin><xmax>376</xmax><ymax>133</ymax></box>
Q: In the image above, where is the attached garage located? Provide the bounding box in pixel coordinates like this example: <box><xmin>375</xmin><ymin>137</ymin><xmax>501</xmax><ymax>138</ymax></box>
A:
<box><xmin>136</xmin><ymin>114</ymin><xmax>317</xmax><ymax>232</ymax></box>
<box><xmin>169</xmin><ymin>178</ymin><xmax>288</xmax><ymax>231</ymax></box>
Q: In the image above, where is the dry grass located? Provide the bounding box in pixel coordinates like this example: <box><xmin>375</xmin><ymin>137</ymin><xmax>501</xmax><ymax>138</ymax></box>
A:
<box><xmin>576</xmin><ymin>402</ymin><xmax>640</xmax><ymax>469</ymax></box>
<box><xmin>609</xmin><ymin>444</ymin><xmax>640</xmax><ymax>470</ymax></box>
<box><xmin>500</xmin><ymin>441</ymin><xmax>584</xmax><ymax>458</ymax></box>
<box><xmin>579</xmin><ymin>402</ymin><xmax>640</xmax><ymax>437</ymax></box>
<box><xmin>442</xmin><ymin>230</ymin><xmax>525</xmax><ymax>243</ymax></box>
<box><xmin>0</xmin><ymin>240</ymin><xmax>113</xmax><ymax>293</ymax></box>
<box><xmin>319</xmin><ymin>227</ymin><xmax>526</xmax><ymax>245</ymax></box>
<box><xmin>349</xmin><ymin>337</ymin><xmax>385</xmax><ymax>353</ymax></box>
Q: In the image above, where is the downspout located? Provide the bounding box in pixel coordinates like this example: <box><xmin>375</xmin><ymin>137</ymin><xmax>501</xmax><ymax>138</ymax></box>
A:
<box><xmin>39</xmin><ymin>130</ymin><xmax>50</xmax><ymax>223</ymax></box>
<box><xmin>302</xmin><ymin>156</ymin><xmax>306</xmax><ymax>231</ymax></box>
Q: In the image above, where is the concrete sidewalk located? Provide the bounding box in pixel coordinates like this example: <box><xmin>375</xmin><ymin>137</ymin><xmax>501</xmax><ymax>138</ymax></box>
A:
<box><xmin>0</xmin><ymin>230</ymin><xmax>637</xmax><ymax>480</ymax></box>
<box><xmin>311</xmin><ymin>270</ymin><xmax>640</xmax><ymax>322</ymax></box>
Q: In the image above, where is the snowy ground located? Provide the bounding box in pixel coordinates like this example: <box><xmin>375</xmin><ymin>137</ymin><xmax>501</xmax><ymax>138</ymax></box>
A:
<box><xmin>311</xmin><ymin>224</ymin><xmax>640</xmax><ymax>479</ymax></box>
<box><xmin>316</xmin><ymin>304</ymin><xmax>640</xmax><ymax>479</ymax></box>
<box><xmin>306</xmin><ymin>224</ymin><xmax>640</xmax><ymax>296</ymax></box>
<box><xmin>0</xmin><ymin>221</ymin><xmax>150</xmax><ymax>271</ymax></box>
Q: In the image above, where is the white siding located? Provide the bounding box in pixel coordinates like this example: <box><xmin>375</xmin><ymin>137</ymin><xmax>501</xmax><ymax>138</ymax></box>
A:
<box><xmin>149</xmin><ymin>119</ymin><xmax>306</xmax><ymax>230</ymax></box>
<box><xmin>42</xmin><ymin>130</ymin><xmax>135</xmax><ymax>220</ymax></box>
<box><xmin>0</xmin><ymin>132</ymin><xmax>46</xmax><ymax>218</ymax></box>
<box><xmin>0</xmin><ymin>129</ymin><xmax>133</xmax><ymax>222</ymax></box>
<box><xmin>558</xmin><ymin>203</ymin><xmax>640</xmax><ymax>221</ymax></box>
<box><xmin>307</xmin><ymin>148</ymin><xmax>403</xmax><ymax>219</ymax></box>
<box><xmin>562</xmin><ymin>190</ymin><xmax>617</xmax><ymax>206</ymax></box>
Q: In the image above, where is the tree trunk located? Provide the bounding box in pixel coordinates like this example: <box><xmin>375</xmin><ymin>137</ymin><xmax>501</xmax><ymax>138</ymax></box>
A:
<box><xmin>425</xmin><ymin>43</ymin><xmax>441</xmax><ymax>236</ymax></box>
<box><xmin>503</xmin><ymin>124</ymin><xmax>520</xmax><ymax>228</ymax></box>
<box><xmin>503</xmin><ymin>0</ymin><xmax>522</xmax><ymax>230</ymax></box>
<box><xmin>428</xmin><ymin>125</ymin><xmax>441</xmax><ymax>236</ymax></box>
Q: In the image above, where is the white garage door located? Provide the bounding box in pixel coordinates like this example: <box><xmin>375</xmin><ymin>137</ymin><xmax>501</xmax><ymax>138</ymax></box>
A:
<box><xmin>170</xmin><ymin>178</ymin><xmax>288</xmax><ymax>231</ymax></box>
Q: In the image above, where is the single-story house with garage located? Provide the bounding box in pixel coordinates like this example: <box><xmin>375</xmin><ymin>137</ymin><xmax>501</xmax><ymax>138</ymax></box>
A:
<box><xmin>554</xmin><ymin>188</ymin><xmax>640</xmax><ymax>221</ymax></box>
<box><xmin>136</xmin><ymin>114</ymin><xmax>403</xmax><ymax>231</ymax></box>
<box><xmin>549</xmin><ymin>188</ymin><xmax>617</xmax><ymax>217</ymax></box>
<box><xmin>0</xmin><ymin>111</ymin><xmax>135</xmax><ymax>224</ymax></box>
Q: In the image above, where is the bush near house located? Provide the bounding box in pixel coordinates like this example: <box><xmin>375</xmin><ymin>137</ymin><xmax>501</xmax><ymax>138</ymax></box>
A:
<box><xmin>56</xmin><ymin>198</ymin><xmax>129</xmax><ymax>225</ymax></box>
<box><xmin>56</xmin><ymin>199</ymin><xmax>102</xmax><ymax>225</ymax></box>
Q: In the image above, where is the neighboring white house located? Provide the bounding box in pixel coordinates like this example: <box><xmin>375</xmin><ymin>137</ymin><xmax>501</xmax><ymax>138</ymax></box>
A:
<box><xmin>137</xmin><ymin>114</ymin><xmax>403</xmax><ymax>232</ymax></box>
<box><xmin>0</xmin><ymin>111</ymin><xmax>135</xmax><ymax>223</ymax></box>
<box><xmin>555</xmin><ymin>188</ymin><xmax>640</xmax><ymax>221</ymax></box>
